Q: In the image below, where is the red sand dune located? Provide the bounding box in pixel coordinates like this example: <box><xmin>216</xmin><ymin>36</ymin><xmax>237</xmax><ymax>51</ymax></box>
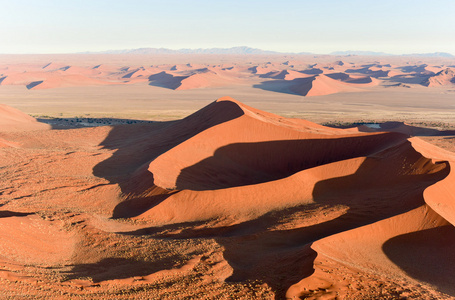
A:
<box><xmin>248</xmin><ymin>65</ymin><xmax>273</xmax><ymax>75</ymax></box>
<box><xmin>110</xmin><ymin>97</ymin><xmax>454</xmax><ymax>298</ymax></box>
<box><xmin>259</xmin><ymin>70</ymin><xmax>310</xmax><ymax>80</ymax></box>
<box><xmin>422</xmin><ymin>68</ymin><xmax>455</xmax><ymax>87</ymax></box>
<box><xmin>289</xmin><ymin>204</ymin><xmax>455</xmax><ymax>298</ymax></box>
<box><xmin>325</xmin><ymin>72</ymin><xmax>379</xmax><ymax>85</ymax></box>
<box><xmin>177</xmin><ymin>71</ymin><xmax>240</xmax><ymax>90</ymax></box>
<box><xmin>0</xmin><ymin>104</ymin><xmax>49</xmax><ymax>131</ymax></box>
<box><xmin>1</xmin><ymin>98</ymin><xmax>455</xmax><ymax>298</ymax></box>
<box><xmin>289</xmin><ymin>74</ymin><xmax>362</xmax><ymax>96</ymax></box>
<box><xmin>254</xmin><ymin>74</ymin><xmax>371</xmax><ymax>96</ymax></box>
<box><xmin>148</xmin><ymin>69</ymin><xmax>241</xmax><ymax>90</ymax></box>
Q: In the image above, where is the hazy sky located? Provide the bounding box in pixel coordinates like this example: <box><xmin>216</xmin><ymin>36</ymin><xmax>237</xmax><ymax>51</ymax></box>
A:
<box><xmin>1</xmin><ymin>0</ymin><xmax>454</xmax><ymax>54</ymax></box>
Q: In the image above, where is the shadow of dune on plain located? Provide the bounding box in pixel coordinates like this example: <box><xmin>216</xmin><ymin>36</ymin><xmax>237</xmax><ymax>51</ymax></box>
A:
<box><xmin>253</xmin><ymin>80</ymin><xmax>299</xmax><ymax>96</ymax></box>
<box><xmin>327</xmin><ymin>121</ymin><xmax>455</xmax><ymax>137</ymax></box>
<box><xmin>148</xmin><ymin>71</ymin><xmax>188</xmax><ymax>89</ymax></box>
<box><xmin>65</xmin><ymin>256</ymin><xmax>181</xmax><ymax>283</ymax></box>
<box><xmin>344</xmin><ymin>68</ymin><xmax>389</xmax><ymax>78</ymax></box>
<box><xmin>0</xmin><ymin>211</ymin><xmax>33</xmax><ymax>218</ymax></box>
<box><xmin>383</xmin><ymin>74</ymin><xmax>431</xmax><ymax>84</ymax></box>
<box><xmin>324</xmin><ymin>72</ymin><xmax>350</xmax><ymax>81</ymax></box>
<box><xmin>300</xmin><ymin>68</ymin><xmax>323</xmax><ymax>75</ymax></box>
<box><xmin>324</xmin><ymin>73</ymin><xmax>374</xmax><ymax>84</ymax></box>
<box><xmin>382</xmin><ymin>225</ymin><xmax>455</xmax><ymax>295</ymax></box>
<box><xmin>253</xmin><ymin>77</ymin><xmax>315</xmax><ymax>96</ymax></box>
<box><xmin>26</xmin><ymin>80</ymin><xmax>44</xmax><ymax>89</ymax></box>
<box><xmin>36</xmin><ymin>117</ymin><xmax>155</xmax><ymax>130</ymax></box>
<box><xmin>396</xmin><ymin>65</ymin><xmax>431</xmax><ymax>74</ymax></box>
<box><xmin>258</xmin><ymin>70</ymin><xmax>307</xmax><ymax>79</ymax></box>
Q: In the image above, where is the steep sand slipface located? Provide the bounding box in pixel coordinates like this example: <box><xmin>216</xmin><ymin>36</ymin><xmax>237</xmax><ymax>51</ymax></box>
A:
<box><xmin>412</xmin><ymin>138</ymin><xmax>455</xmax><ymax>227</ymax></box>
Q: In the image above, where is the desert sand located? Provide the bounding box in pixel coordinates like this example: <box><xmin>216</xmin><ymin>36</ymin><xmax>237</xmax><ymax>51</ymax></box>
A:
<box><xmin>1</xmin><ymin>54</ymin><xmax>455</xmax><ymax>299</ymax></box>
<box><xmin>1</xmin><ymin>54</ymin><xmax>454</xmax><ymax>126</ymax></box>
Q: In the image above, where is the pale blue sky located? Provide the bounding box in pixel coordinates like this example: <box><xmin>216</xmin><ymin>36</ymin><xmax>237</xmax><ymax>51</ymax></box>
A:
<box><xmin>1</xmin><ymin>0</ymin><xmax>454</xmax><ymax>54</ymax></box>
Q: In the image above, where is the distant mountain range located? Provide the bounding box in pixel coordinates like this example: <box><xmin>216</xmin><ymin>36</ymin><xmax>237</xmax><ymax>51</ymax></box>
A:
<box><xmin>82</xmin><ymin>46</ymin><xmax>454</xmax><ymax>57</ymax></box>
<box><xmin>403</xmin><ymin>52</ymin><xmax>455</xmax><ymax>58</ymax></box>
<box><xmin>87</xmin><ymin>46</ymin><xmax>310</xmax><ymax>55</ymax></box>
<box><xmin>330</xmin><ymin>51</ymin><xmax>454</xmax><ymax>57</ymax></box>
<box><xmin>330</xmin><ymin>51</ymin><xmax>392</xmax><ymax>56</ymax></box>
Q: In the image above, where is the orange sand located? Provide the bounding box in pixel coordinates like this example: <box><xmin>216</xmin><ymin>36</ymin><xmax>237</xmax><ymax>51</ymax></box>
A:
<box><xmin>0</xmin><ymin>90</ymin><xmax>454</xmax><ymax>299</ymax></box>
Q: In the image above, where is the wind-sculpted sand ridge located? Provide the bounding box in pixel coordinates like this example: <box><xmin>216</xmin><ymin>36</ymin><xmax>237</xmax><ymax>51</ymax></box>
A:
<box><xmin>0</xmin><ymin>98</ymin><xmax>454</xmax><ymax>299</ymax></box>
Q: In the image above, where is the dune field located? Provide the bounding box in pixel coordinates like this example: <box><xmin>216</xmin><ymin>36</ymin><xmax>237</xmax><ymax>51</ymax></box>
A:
<box><xmin>1</xmin><ymin>54</ymin><xmax>455</xmax><ymax>299</ymax></box>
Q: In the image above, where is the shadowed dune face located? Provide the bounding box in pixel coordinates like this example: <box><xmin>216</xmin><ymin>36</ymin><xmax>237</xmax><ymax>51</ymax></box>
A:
<box><xmin>345</xmin><ymin>67</ymin><xmax>389</xmax><ymax>78</ymax></box>
<box><xmin>93</xmin><ymin>99</ymin><xmax>245</xmax><ymax>191</ymax></box>
<box><xmin>300</xmin><ymin>68</ymin><xmax>323</xmax><ymax>75</ymax></box>
<box><xmin>148</xmin><ymin>71</ymin><xmax>188</xmax><ymax>89</ymax></box>
<box><xmin>254</xmin><ymin>75</ymin><xmax>361</xmax><ymax>97</ymax></box>
<box><xmin>325</xmin><ymin>72</ymin><xmax>350</xmax><ymax>81</ymax></box>
<box><xmin>254</xmin><ymin>77</ymin><xmax>318</xmax><ymax>96</ymax></box>
<box><xmin>383</xmin><ymin>225</ymin><xmax>455</xmax><ymax>295</ymax></box>
<box><xmin>174</xmin><ymin>133</ymin><xmax>407</xmax><ymax>190</ymax></box>
<box><xmin>421</xmin><ymin>68</ymin><xmax>455</xmax><ymax>87</ymax></box>
<box><xmin>26</xmin><ymin>80</ymin><xmax>44</xmax><ymax>89</ymax></box>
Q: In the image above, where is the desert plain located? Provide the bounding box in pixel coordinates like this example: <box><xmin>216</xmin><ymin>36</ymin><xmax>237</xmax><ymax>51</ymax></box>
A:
<box><xmin>1</xmin><ymin>53</ymin><xmax>455</xmax><ymax>299</ymax></box>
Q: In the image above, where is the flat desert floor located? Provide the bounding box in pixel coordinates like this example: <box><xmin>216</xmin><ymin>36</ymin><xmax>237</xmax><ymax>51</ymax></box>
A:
<box><xmin>1</xmin><ymin>54</ymin><xmax>455</xmax><ymax>299</ymax></box>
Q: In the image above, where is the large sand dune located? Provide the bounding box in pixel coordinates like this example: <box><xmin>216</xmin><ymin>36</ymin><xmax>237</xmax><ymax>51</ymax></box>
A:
<box><xmin>0</xmin><ymin>97</ymin><xmax>454</xmax><ymax>299</ymax></box>
<box><xmin>422</xmin><ymin>68</ymin><xmax>455</xmax><ymax>86</ymax></box>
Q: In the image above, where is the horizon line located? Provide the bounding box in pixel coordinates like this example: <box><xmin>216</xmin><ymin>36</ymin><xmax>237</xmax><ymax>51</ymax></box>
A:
<box><xmin>0</xmin><ymin>46</ymin><xmax>453</xmax><ymax>57</ymax></box>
